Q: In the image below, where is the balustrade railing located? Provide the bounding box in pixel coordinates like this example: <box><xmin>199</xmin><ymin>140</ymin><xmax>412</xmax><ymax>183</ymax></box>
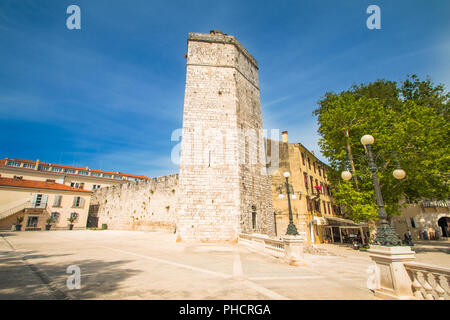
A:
<box><xmin>405</xmin><ymin>262</ymin><xmax>450</xmax><ymax>300</ymax></box>
<box><xmin>238</xmin><ymin>233</ymin><xmax>285</xmax><ymax>258</ymax></box>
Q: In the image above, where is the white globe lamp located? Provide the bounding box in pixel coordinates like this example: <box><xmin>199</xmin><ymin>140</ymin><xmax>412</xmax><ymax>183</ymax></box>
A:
<box><xmin>393</xmin><ymin>169</ymin><xmax>406</xmax><ymax>180</ymax></box>
<box><xmin>361</xmin><ymin>134</ymin><xmax>375</xmax><ymax>145</ymax></box>
<box><xmin>341</xmin><ymin>171</ymin><xmax>352</xmax><ymax>181</ymax></box>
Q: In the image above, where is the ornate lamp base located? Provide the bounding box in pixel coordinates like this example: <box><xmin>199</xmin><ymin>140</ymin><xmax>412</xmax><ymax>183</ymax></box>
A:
<box><xmin>374</xmin><ymin>224</ymin><xmax>403</xmax><ymax>246</ymax></box>
<box><xmin>286</xmin><ymin>222</ymin><xmax>299</xmax><ymax>236</ymax></box>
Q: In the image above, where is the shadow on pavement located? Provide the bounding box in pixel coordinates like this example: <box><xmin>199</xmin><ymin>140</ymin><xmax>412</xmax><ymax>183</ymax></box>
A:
<box><xmin>0</xmin><ymin>250</ymin><xmax>141</xmax><ymax>299</ymax></box>
<box><xmin>0</xmin><ymin>232</ymin><xmax>17</xmax><ymax>238</ymax></box>
<box><xmin>410</xmin><ymin>246</ymin><xmax>450</xmax><ymax>254</ymax></box>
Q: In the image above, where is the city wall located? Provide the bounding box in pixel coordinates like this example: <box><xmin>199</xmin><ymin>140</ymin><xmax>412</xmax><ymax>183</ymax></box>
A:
<box><xmin>92</xmin><ymin>174</ymin><xmax>179</xmax><ymax>232</ymax></box>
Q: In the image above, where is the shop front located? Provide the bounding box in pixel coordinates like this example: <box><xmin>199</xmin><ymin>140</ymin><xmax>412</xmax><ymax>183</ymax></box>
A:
<box><xmin>322</xmin><ymin>216</ymin><xmax>369</xmax><ymax>245</ymax></box>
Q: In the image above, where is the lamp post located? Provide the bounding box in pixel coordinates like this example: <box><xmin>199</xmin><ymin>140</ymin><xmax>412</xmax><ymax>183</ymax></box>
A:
<box><xmin>278</xmin><ymin>172</ymin><xmax>299</xmax><ymax>236</ymax></box>
<box><xmin>342</xmin><ymin>134</ymin><xmax>405</xmax><ymax>246</ymax></box>
<box><xmin>308</xmin><ymin>185</ymin><xmax>321</xmax><ymax>244</ymax></box>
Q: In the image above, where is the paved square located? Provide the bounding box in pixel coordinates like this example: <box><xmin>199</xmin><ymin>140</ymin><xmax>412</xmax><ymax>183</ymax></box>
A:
<box><xmin>0</xmin><ymin>230</ymin><xmax>446</xmax><ymax>300</ymax></box>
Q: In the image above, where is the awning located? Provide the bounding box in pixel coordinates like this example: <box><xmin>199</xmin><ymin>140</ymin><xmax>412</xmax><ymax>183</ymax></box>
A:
<box><xmin>313</xmin><ymin>217</ymin><xmax>327</xmax><ymax>225</ymax></box>
<box><xmin>324</xmin><ymin>216</ymin><xmax>368</xmax><ymax>227</ymax></box>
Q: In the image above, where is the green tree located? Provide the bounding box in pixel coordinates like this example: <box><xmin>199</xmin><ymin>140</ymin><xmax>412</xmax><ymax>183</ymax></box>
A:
<box><xmin>314</xmin><ymin>75</ymin><xmax>449</xmax><ymax>230</ymax></box>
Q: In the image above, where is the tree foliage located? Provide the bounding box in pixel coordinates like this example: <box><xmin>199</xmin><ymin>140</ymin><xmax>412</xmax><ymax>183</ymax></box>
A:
<box><xmin>314</xmin><ymin>75</ymin><xmax>449</xmax><ymax>222</ymax></box>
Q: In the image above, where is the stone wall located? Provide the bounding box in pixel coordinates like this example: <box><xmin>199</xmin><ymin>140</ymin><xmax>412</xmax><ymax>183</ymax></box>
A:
<box><xmin>92</xmin><ymin>174</ymin><xmax>178</xmax><ymax>232</ymax></box>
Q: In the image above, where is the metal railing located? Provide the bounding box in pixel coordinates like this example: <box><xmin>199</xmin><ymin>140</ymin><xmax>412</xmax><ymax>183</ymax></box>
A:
<box><xmin>405</xmin><ymin>262</ymin><xmax>450</xmax><ymax>300</ymax></box>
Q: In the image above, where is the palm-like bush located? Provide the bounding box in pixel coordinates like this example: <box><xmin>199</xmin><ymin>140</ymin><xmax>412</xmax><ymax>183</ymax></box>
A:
<box><xmin>67</xmin><ymin>216</ymin><xmax>77</xmax><ymax>224</ymax></box>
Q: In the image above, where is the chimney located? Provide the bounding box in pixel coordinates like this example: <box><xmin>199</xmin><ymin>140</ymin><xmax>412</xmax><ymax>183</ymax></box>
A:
<box><xmin>35</xmin><ymin>159</ymin><xmax>40</xmax><ymax>170</ymax></box>
<box><xmin>46</xmin><ymin>179</ymin><xmax>56</xmax><ymax>184</ymax></box>
<box><xmin>282</xmin><ymin>131</ymin><xmax>288</xmax><ymax>143</ymax></box>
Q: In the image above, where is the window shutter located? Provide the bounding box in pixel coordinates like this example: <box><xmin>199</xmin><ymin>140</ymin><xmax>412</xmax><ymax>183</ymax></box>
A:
<box><xmin>413</xmin><ymin>217</ymin><xmax>419</xmax><ymax>228</ymax></box>
<box><xmin>72</xmin><ymin>197</ymin><xmax>77</xmax><ymax>207</ymax></box>
<box><xmin>32</xmin><ymin>194</ymin><xmax>38</xmax><ymax>208</ymax></box>
<box><xmin>405</xmin><ymin>217</ymin><xmax>411</xmax><ymax>227</ymax></box>
<box><xmin>80</xmin><ymin>198</ymin><xmax>85</xmax><ymax>208</ymax></box>
<box><xmin>41</xmin><ymin>195</ymin><xmax>48</xmax><ymax>208</ymax></box>
<box><xmin>53</xmin><ymin>195</ymin><xmax>62</xmax><ymax>207</ymax></box>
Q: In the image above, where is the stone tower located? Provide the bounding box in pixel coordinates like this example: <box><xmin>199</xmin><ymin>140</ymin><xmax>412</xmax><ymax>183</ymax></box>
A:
<box><xmin>176</xmin><ymin>31</ymin><xmax>274</xmax><ymax>242</ymax></box>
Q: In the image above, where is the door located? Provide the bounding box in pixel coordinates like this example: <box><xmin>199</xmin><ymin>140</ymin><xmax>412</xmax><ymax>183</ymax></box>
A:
<box><xmin>332</xmin><ymin>226</ymin><xmax>341</xmax><ymax>242</ymax></box>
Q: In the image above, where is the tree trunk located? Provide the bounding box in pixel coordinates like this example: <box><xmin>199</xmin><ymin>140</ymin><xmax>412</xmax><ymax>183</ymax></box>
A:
<box><xmin>345</xmin><ymin>129</ymin><xmax>359</xmax><ymax>190</ymax></box>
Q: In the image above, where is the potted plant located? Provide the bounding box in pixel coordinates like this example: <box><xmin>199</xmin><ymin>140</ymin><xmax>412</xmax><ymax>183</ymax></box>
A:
<box><xmin>15</xmin><ymin>216</ymin><xmax>24</xmax><ymax>231</ymax></box>
<box><xmin>45</xmin><ymin>217</ymin><xmax>53</xmax><ymax>231</ymax></box>
<box><xmin>67</xmin><ymin>216</ymin><xmax>76</xmax><ymax>230</ymax></box>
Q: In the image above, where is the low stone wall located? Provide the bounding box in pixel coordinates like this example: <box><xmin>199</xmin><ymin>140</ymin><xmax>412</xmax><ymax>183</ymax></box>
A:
<box><xmin>91</xmin><ymin>174</ymin><xmax>178</xmax><ymax>233</ymax></box>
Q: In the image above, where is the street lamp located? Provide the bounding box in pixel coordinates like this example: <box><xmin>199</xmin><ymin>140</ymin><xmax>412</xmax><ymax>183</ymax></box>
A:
<box><xmin>346</xmin><ymin>134</ymin><xmax>405</xmax><ymax>246</ymax></box>
<box><xmin>393</xmin><ymin>168</ymin><xmax>406</xmax><ymax>180</ymax></box>
<box><xmin>278</xmin><ymin>171</ymin><xmax>299</xmax><ymax>236</ymax></box>
<box><xmin>341</xmin><ymin>170</ymin><xmax>352</xmax><ymax>181</ymax></box>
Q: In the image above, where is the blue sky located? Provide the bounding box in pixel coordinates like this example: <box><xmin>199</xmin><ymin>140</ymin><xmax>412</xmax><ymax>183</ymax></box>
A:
<box><xmin>0</xmin><ymin>0</ymin><xmax>449</xmax><ymax>177</ymax></box>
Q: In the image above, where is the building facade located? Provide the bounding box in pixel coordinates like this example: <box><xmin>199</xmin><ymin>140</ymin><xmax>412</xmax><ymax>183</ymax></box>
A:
<box><xmin>0</xmin><ymin>158</ymin><xmax>149</xmax><ymax>230</ymax></box>
<box><xmin>0</xmin><ymin>158</ymin><xmax>149</xmax><ymax>191</ymax></box>
<box><xmin>269</xmin><ymin>131</ymin><xmax>369</xmax><ymax>245</ymax></box>
<box><xmin>391</xmin><ymin>200</ymin><xmax>450</xmax><ymax>241</ymax></box>
<box><xmin>0</xmin><ymin>176</ymin><xmax>91</xmax><ymax>231</ymax></box>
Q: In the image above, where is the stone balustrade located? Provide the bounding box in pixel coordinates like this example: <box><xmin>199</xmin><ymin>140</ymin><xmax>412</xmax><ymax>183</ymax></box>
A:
<box><xmin>404</xmin><ymin>262</ymin><xmax>450</xmax><ymax>300</ymax></box>
<box><xmin>239</xmin><ymin>233</ymin><xmax>285</xmax><ymax>258</ymax></box>
<box><xmin>239</xmin><ymin>233</ymin><xmax>305</xmax><ymax>265</ymax></box>
<box><xmin>368</xmin><ymin>245</ymin><xmax>450</xmax><ymax>300</ymax></box>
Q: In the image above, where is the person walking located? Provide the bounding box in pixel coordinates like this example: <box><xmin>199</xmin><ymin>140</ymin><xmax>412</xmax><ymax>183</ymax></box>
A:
<box><xmin>435</xmin><ymin>228</ymin><xmax>441</xmax><ymax>240</ymax></box>
<box><xmin>407</xmin><ymin>229</ymin><xmax>414</xmax><ymax>246</ymax></box>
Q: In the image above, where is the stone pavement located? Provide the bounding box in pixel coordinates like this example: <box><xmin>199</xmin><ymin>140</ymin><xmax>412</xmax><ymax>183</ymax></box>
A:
<box><xmin>0</xmin><ymin>230</ymin><xmax>383</xmax><ymax>300</ymax></box>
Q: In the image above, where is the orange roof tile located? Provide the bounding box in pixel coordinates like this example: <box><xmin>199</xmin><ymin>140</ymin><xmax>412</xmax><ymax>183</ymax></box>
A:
<box><xmin>0</xmin><ymin>177</ymin><xmax>92</xmax><ymax>193</ymax></box>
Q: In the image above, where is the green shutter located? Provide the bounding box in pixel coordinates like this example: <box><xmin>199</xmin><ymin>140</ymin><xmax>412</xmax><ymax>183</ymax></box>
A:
<box><xmin>32</xmin><ymin>194</ymin><xmax>38</xmax><ymax>208</ymax></box>
<box><xmin>41</xmin><ymin>195</ymin><xmax>48</xmax><ymax>208</ymax></box>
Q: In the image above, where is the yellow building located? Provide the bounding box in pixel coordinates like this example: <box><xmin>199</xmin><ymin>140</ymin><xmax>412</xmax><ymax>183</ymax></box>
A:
<box><xmin>268</xmin><ymin>131</ymin><xmax>369</xmax><ymax>245</ymax></box>
<box><xmin>0</xmin><ymin>176</ymin><xmax>92</xmax><ymax>231</ymax></box>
